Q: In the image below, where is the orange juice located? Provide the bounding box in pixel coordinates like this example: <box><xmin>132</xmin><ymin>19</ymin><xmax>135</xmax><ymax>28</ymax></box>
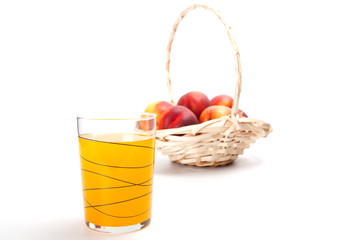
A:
<box><xmin>78</xmin><ymin>133</ymin><xmax>155</xmax><ymax>227</ymax></box>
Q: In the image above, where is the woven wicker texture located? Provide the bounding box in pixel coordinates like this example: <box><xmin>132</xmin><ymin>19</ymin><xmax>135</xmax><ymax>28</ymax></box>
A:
<box><xmin>156</xmin><ymin>4</ymin><xmax>272</xmax><ymax>167</ymax></box>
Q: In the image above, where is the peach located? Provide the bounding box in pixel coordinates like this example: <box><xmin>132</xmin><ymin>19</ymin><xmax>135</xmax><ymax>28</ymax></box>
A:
<box><xmin>144</xmin><ymin>101</ymin><xmax>173</xmax><ymax>129</ymax></box>
<box><xmin>199</xmin><ymin>105</ymin><xmax>232</xmax><ymax>123</ymax></box>
<box><xmin>138</xmin><ymin>115</ymin><xmax>155</xmax><ymax>131</ymax></box>
<box><xmin>158</xmin><ymin>106</ymin><xmax>199</xmax><ymax>130</ymax></box>
<box><xmin>237</xmin><ymin>109</ymin><xmax>248</xmax><ymax>118</ymax></box>
<box><xmin>177</xmin><ymin>91</ymin><xmax>210</xmax><ymax>119</ymax></box>
<box><xmin>210</xmin><ymin>95</ymin><xmax>233</xmax><ymax>108</ymax></box>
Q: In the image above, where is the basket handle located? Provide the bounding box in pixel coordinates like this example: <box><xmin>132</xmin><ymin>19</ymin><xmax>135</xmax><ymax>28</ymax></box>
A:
<box><xmin>166</xmin><ymin>4</ymin><xmax>242</xmax><ymax>114</ymax></box>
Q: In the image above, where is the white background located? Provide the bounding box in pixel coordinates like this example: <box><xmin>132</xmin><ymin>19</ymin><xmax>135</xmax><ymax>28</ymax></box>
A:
<box><xmin>1</xmin><ymin>0</ymin><xmax>360</xmax><ymax>239</ymax></box>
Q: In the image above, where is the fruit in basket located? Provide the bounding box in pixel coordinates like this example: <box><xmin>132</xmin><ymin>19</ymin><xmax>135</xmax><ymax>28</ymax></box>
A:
<box><xmin>159</xmin><ymin>106</ymin><xmax>199</xmax><ymax>130</ymax></box>
<box><xmin>237</xmin><ymin>109</ymin><xmax>248</xmax><ymax>118</ymax></box>
<box><xmin>210</xmin><ymin>95</ymin><xmax>233</xmax><ymax>108</ymax></box>
<box><xmin>199</xmin><ymin>105</ymin><xmax>232</xmax><ymax>123</ymax></box>
<box><xmin>177</xmin><ymin>91</ymin><xmax>210</xmax><ymax>119</ymax></box>
<box><xmin>138</xmin><ymin>116</ymin><xmax>155</xmax><ymax>131</ymax></box>
<box><xmin>144</xmin><ymin>101</ymin><xmax>173</xmax><ymax>129</ymax></box>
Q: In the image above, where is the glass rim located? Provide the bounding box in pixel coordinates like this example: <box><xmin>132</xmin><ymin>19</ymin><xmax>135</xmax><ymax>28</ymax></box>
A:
<box><xmin>77</xmin><ymin>112</ymin><xmax>156</xmax><ymax>121</ymax></box>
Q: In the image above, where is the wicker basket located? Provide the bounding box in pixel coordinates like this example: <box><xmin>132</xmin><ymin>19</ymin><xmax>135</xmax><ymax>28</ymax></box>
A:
<box><xmin>156</xmin><ymin>4</ymin><xmax>272</xmax><ymax>167</ymax></box>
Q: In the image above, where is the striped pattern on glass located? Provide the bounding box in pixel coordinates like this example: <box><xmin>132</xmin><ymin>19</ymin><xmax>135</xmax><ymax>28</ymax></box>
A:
<box><xmin>79</xmin><ymin>133</ymin><xmax>155</xmax><ymax>227</ymax></box>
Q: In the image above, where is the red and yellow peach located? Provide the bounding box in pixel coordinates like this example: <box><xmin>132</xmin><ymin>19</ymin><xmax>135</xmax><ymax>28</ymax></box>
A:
<box><xmin>237</xmin><ymin>109</ymin><xmax>248</xmax><ymax>118</ymax></box>
<box><xmin>159</xmin><ymin>106</ymin><xmax>199</xmax><ymax>130</ymax></box>
<box><xmin>210</xmin><ymin>95</ymin><xmax>233</xmax><ymax>108</ymax></box>
<box><xmin>199</xmin><ymin>105</ymin><xmax>232</xmax><ymax>123</ymax></box>
<box><xmin>177</xmin><ymin>91</ymin><xmax>210</xmax><ymax>119</ymax></box>
<box><xmin>144</xmin><ymin>101</ymin><xmax>173</xmax><ymax>129</ymax></box>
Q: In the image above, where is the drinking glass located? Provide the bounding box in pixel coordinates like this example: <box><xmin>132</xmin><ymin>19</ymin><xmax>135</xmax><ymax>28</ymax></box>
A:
<box><xmin>77</xmin><ymin>113</ymin><xmax>156</xmax><ymax>234</ymax></box>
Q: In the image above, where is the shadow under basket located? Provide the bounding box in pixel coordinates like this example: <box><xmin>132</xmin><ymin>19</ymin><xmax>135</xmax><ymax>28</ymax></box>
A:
<box><xmin>156</xmin><ymin>4</ymin><xmax>272</xmax><ymax>167</ymax></box>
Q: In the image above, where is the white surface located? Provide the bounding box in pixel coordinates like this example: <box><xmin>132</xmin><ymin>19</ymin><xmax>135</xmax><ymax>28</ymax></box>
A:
<box><xmin>1</xmin><ymin>0</ymin><xmax>360</xmax><ymax>239</ymax></box>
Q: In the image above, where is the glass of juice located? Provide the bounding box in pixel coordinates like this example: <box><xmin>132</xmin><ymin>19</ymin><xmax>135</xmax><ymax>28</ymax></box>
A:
<box><xmin>77</xmin><ymin>113</ymin><xmax>156</xmax><ymax>234</ymax></box>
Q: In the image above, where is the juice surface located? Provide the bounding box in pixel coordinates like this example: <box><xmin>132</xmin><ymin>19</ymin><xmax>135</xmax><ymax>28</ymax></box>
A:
<box><xmin>78</xmin><ymin>133</ymin><xmax>155</xmax><ymax>227</ymax></box>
